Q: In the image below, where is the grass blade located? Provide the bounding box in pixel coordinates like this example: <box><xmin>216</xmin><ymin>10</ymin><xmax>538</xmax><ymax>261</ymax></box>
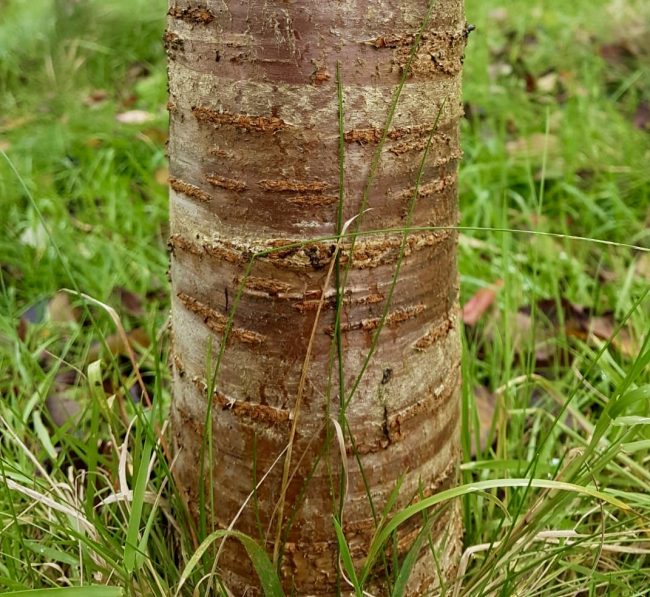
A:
<box><xmin>3</xmin><ymin>588</ymin><xmax>123</xmax><ymax>597</ymax></box>
<box><xmin>176</xmin><ymin>530</ymin><xmax>284</xmax><ymax>597</ymax></box>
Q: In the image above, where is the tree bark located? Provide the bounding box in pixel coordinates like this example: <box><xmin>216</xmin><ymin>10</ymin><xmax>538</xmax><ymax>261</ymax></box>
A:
<box><xmin>167</xmin><ymin>0</ymin><xmax>465</xmax><ymax>594</ymax></box>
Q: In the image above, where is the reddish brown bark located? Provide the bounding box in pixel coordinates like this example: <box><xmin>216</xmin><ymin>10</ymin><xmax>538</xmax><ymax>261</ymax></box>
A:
<box><xmin>168</xmin><ymin>1</ymin><xmax>465</xmax><ymax>594</ymax></box>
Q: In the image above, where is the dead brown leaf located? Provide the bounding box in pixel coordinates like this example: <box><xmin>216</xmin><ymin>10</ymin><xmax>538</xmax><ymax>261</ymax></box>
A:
<box><xmin>463</xmin><ymin>280</ymin><xmax>504</xmax><ymax>326</ymax></box>
<box><xmin>633</xmin><ymin>101</ymin><xmax>650</xmax><ymax>131</ymax></box>
<box><xmin>48</xmin><ymin>291</ymin><xmax>79</xmax><ymax>324</ymax></box>
<box><xmin>83</xmin><ymin>89</ymin><xmax>108</xmax><ymax>107</ymax></box>
<box><xmin>635</xmin><ymin>252</ymin><xmax>650</xmax><ymax>281</ymax></box>
<box><xmin>506</xmin><ymin>133</ymin><xmax>559</xmax><ymax>159</ymax></box>
<box><xmin>154</xmin><ymin>167</ymin><xmax>169</xmax><ymax>186</ymax></box>
<box><xmin>113</xmin><ymin>287</ymin><xmax>144</xmax><ymax>317</ymax></box>
<box><xmin>141</xmin><ymin>127</ymin><xmax>167</xmax><ymax>144</ymax></box>
<box><xmin>472</xmin><ymin>385</ymin><xmax>496</xmax><ymax>456</ymax></box>
<box><xmin>536</xmin><ymin>71</ymin><xmax>559</xmax><ymax>94</ymax></box>
<box><xmin>89</xmin><ymin>327</ymin><xmax>150</xmax><ymax>361</ymax></box>
<box><xmin>0</xmin><ymin>116</ymin><xmax>34</xmax><ymax>133</ymax></box>
<box><xmin>589</xmin><ymin>314</ymin><xmax>638</xmax><ymax>358</ymax></box>
<box><xmin>45</xmin><ymin>370</ymin><xmax>81</xmax><ymax>428</ymax></box>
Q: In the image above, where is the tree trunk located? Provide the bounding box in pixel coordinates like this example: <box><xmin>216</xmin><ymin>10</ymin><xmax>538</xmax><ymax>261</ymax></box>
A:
<box><xmin>167</xmin><ymin>0</ymin><xmax>465</xmax><ymax>594</ymax></box>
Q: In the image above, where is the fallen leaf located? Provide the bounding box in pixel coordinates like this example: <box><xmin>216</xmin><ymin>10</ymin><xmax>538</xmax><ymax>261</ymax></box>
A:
<box><xmin>46</xmin><ymin>391</ymin><xmax>81</xmax><ymax>427</ymax></box>
<box><xmin>472</xmin><ymin>385</ymin><xmax>496</xmax><ymax>456</ymax></box>
<box><xmin>488</xmin><ymin>62</ymin><xmax>513</xmax><ymax>80</ymax></box>
<box><xmin>126</xmin><ymin>62</ymin><xmax>150</xmax><ymax>82</ymax></box>
<box><xmin>89</xmin><ymin>327</ymin><xmax>150</xmax><ymax>361</ymax></box>
<box><xmin>635</xmin><ymin>253</ymin><xmax>650</xmax><ymax>281</ymax></box>
<box><xmin>154</xmin><ymin>167</ymin><xmax>169</xmax><ymax>186</ymax></box>
<box><xmin>599</xmin><ymin>41</ymin><xmax>637</xmax><ymax>65</ymax></box>
<box><xmin>113</xmin><ymin>287</ymin><xmax>144</xmax><ymax>317</ymax></box>
<box><xmin>83</xmin><ymin>89</ymin><xmax>108</xmax><ymax>107</ymax></box>
<box><xmin>141</xmin><ymin>127</ymin><xmax>167</xmax><ymax>144</ymax></box>
<box><xmin>48</xmin><ymin>291</ymin><xmax>79</xmax><ymax>324</ymax></box>
<box><xmin>463</xmin><ymin>280</ymin><xmax>504</xmax><ymax>326</ymax></box>
<box><xmin>116</xmin><ymin>110</ymin><xmax>154</xmax><ymax>124</ymax></box>
<box><xmin>488</xmin><ymin>7</ymin><xmax>508</xmax><ymax>23</ymax></box>
<box><xmin>0</xmin><ymin>115</ymin><xmax>33</xmax><ymax>133</ymax></box>
<box><xmin>489</xmin><ymin>297</ymin><xmax>639</xmax><ymax>369</ymax></box>
<box><xmin>589</xmin><ymin>314</ymin><xmax>638</xmax><ymax>358</ymax></box>
<box><xmin>19</xmin><ymin>221</ymin><xmax>48</xmax><ymax>252</ymax></box>
<box><xmin>633</xmin><ymin>101</ymin><xmax>650</xmax><ymax>130</ymax></box>
<box><xmin>536</xmin><ymin>71</ymin><xmax>559</xmax><ymax>94</ymax></box>
<box><xmin>506</xmin><ymin>133</ymin><xmax>559</xmax><ymax>159</ymax></box>
<box><xmin>45</xmin><ymin>370</ymin><xmax>81</xmax><ymax>428</ymax></box>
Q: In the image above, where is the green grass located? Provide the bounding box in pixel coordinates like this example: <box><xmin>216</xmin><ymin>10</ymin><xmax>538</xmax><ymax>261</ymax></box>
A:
<box><xmin>1</xmin><ymin>0</ymin><xmax>649</xmax><ymax>594</ymax></box>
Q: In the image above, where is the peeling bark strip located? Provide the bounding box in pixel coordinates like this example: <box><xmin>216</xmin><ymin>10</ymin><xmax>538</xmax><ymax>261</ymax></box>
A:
<box><xmin>176</xmin><ymin>291</ymin><xmax>265</xmax><ymax>345</ymax></box>
<box><xmin>169</xmin><ymin>177</ymin><xmax>211</xmax><ymax>203</ymax></box>
<box><xmin>167</xmin><ymin>6</ymin><xmax>215</xmax><ymax>25</ymax></box>
<box><xmin>393</xmin><ymin>174</ymin><xmax>457</xmax><ymax>202</ymax></box>
<box><xmin>286</xmin><ymin>194</ymin><xmax>338</xmax><ymax>207</ymax></box>
<box><xmin>415</xmin><ymin>316</ymin><xmax>454</xmax><ymax>350</ymax></box>
<box><xmin>169</xmin><ymin>0</ymin><xmax>464</xmax><ymax>594</ymax></box>
<box><xmin>330</xmin><ymin>304</ymin><xmax>426</xmax><ymax>335</ymax></box>
<box><xmin>293</xmin><ymin>292</ymin><xmax>385</xmax><ymax>313</ymax></box>
<box><xmin>258</xmin><ymin>179</ymin><xmax>331</xmax><ymax>193</ymax></box>
<box><xmin>191</xmin><ymin>106</ymin><xmax>285</xmax><ymax>133</ymax></box>
<box><xmin>170</xmin><ymin>229</ymin><xmax>454</xmax><ymax>272</ymax></box>
<box><xmin>205</xmin><ymin>174</ymin><xmax>247</xmax><ymax>192</ymax></box>
<box><xmin>239</xmin><ymin>276</ymin><xmax>294</xmax><ymax>296</ymax></box>
<box><xmin>345</xmin><ymin>123</ymin><xmax>449</xmax><ymax>145</ymax></box>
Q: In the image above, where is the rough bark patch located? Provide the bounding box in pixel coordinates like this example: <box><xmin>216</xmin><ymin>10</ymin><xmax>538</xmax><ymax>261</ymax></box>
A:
<box><xmin>168</xmin><ymin>6</ymin><xmax>215</xmax><ymax>25</ymax></box>
<box><xmin>192</xmin><ymin>106</ymin><xmax>285</xmax><ymax>133</ymax></box>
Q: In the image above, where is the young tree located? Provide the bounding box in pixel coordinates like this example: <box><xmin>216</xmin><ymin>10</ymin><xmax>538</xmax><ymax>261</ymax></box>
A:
<box><xmin>167</xmin><ymin>0</ymin><xmax>465</xmax><ymax>593</ymax></box>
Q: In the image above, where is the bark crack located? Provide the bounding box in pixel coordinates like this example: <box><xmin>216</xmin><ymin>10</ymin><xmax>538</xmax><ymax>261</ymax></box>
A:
<box><xmin>186</xmin><ymin>375</ymin><xmax>292</xmax><ymax>425</ymax></box>
<box><xmin>176</xmin><ymin>291</ymin><xmax>265</xmax><ymax>345</ymax></box>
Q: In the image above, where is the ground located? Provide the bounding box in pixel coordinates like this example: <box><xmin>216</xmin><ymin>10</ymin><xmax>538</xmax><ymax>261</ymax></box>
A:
<box><xmin>0</xmin><ymin>0</ymin><xmax>649</xmax><ymax>595</ymax></box>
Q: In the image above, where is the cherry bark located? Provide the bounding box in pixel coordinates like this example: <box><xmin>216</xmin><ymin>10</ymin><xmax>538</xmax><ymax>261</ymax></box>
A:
<box><xmin>168</xmin><ymin>0</ymin><xmax>465</xmax><ymax>593</ymax></box>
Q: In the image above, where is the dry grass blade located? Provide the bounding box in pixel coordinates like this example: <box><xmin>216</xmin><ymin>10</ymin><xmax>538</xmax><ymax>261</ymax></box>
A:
<box><xmin>330</xmin><ymin>417</ymin><xmax>377</xmax><ymax>597</ymax></box>
<box><xmin>5</xmin><ymin>478</ymin><xmax>95</xmax><ymax>536</ymax></box>
<box><xmin>213</xmin><ymin>444</ymin><xmax>289</xmax><ymax>567</ymax></box>
<box><xmin>62</xmin><ymin>289</ymin><xmax>150</xmax><ymax>409</ymax></box>
<box><xmin>271</xmin><ymin>211</ymin><xmax>370</xmax><ymax>566</ymax></box>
